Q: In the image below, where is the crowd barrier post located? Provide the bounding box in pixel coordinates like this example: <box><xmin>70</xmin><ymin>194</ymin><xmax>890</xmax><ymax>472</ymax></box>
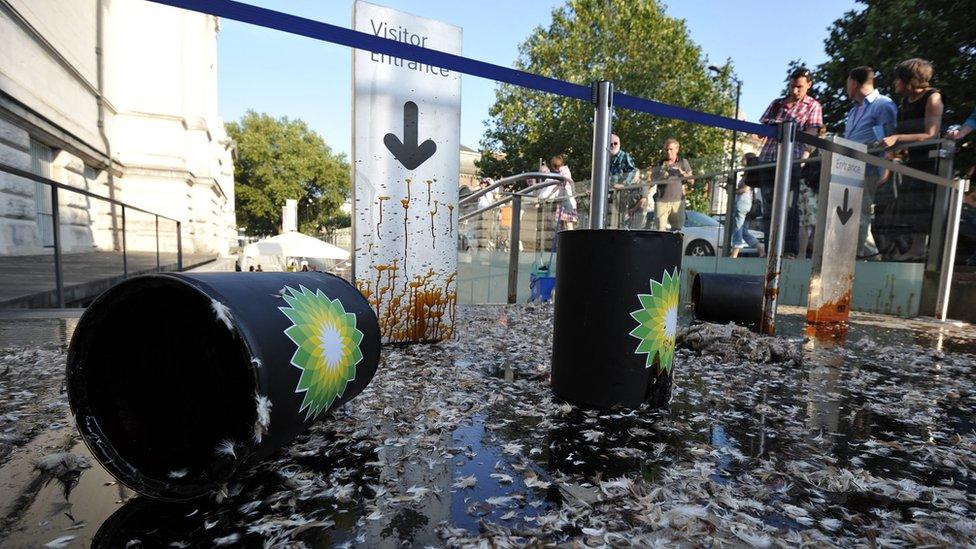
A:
<box><xmin>589</xmin><ymin>80</ymin><xmax>613</xmax><ymax>229</ymax></box>
<box><xmin>920</xmin><ymin>141</ymin><xmax>956</xmax><ymax>318</ymax></box>
<box><xmin>760</xmin><ymin>120</ymin><xmax>796</xmax><ymax>335</ymax></box>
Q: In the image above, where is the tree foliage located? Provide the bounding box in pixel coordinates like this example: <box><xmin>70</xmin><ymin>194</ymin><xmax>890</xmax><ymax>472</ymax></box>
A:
<box><xmin>812</xmin><ymin>0</ymin><xmax>975</xmax><ymax>171</ymax></box>
<box><xmin>226</xmin><ymin>111</ymin><xmax>350</xmax><ymax>236</ymax></box>
<box><xmin>476</xmin><ymin>0</ymin><xmax>735</xmax><ymax>186</ymax></box>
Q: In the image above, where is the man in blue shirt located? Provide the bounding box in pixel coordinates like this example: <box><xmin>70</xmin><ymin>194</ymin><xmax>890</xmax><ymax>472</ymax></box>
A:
<box><xmin>608</xmin><ymin>134</ymin><xmax>641</xmax><ymax>228</ymax></box>
<box><xmin>843</xmin><ymin>66</ymin><xmax>898</xmax><ymax>258</ymax></box>
<box><xmin>946</xmin><ymin>107</ymin><xmax>976</xmax><ymax>141</ymax></box>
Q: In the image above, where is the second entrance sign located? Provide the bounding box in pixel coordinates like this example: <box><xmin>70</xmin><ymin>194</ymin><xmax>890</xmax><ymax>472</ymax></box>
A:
<box><xmin>807</xmin><ymin>135</ymin><xmax>867</xmax><ymax>324</ymax></box>
<box><xmin>352</xmin><ymin>1</ymin><xmax>461</xmax><ymax>343</ymax></box>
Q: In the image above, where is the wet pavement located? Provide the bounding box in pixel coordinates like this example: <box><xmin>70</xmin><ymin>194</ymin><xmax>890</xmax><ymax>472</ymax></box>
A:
<box><xmin>0</xmin><ymin>305</ymin><xmax>974</xmax><ymax>547</ymax></box>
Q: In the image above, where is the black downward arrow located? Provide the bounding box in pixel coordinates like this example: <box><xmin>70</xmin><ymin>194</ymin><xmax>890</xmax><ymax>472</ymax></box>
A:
<box><xmin>836</xmin><ymin>187</ymin><xmax>854</xmax><ymax>225</ymax></box>
<box><xmin>384</xmin><ymin>101</ymin><xmax>437</xmax><ymax>170</ymax></box>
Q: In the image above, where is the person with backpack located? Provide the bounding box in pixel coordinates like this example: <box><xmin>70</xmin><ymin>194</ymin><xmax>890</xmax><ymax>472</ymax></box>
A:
<box><xmin>730</xmin><ymin>153</ymin><xmax>765</xmax><ymax>258</ymax></box>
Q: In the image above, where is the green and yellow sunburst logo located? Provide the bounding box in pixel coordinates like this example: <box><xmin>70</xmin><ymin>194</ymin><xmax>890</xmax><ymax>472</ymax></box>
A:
<box><xmin>279</xmin><ymin>286</ymin><xmax>364</xmax><ymax>420</ymax></box>
<box><xmin>629</xmin><ymin>267</ymin><xmax>680</xmax><ymax>373</ymax></box>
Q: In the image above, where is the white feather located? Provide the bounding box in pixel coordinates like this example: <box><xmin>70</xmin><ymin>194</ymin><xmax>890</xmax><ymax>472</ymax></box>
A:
<box><xmin>43</xmin><ymin>536</ymin><xmax>76</xmax><ymax>549</ymax></box>
<box><xmin>210</xmin><ymin>300</ymin><xmax>235</xmax><ymax>332</ymax></box>
<box><xmin>253</xmin><ymin>394</ymin><xmax>272</xmax><ymax>444</ymax></box>
<box><xmin>213</xmin><ymin>533</ymin><xmax>240</xmax><ymax>546</ymax></box>
<box><xmin>214</xmin><ymin>439</ymin><xmax>236</xmax><ymax>458</ymax></box>
<box><xmin>167</xmin><ymin>469</ymin><xmax>188</xmax><ymax>479</ymax></box>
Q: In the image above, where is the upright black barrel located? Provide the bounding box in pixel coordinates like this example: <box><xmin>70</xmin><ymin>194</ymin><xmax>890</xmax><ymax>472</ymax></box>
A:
<box><xmin>67</xmin><ymin>272</ymin><xmax>380</xmax><ymax>501</ymax></box>
<box><xmin>551</xmin><ymin>230</ymin><xmax>682</xmax><ymax>408</ymax></box>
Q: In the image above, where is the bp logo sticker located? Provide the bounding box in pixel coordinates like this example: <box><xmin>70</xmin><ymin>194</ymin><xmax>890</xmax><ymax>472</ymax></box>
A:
<box><xmin>629</xmin><ymin>267</ymin><xmax>680</xmax><ymax>373</ymax></box>
<box><xmin>279</xmin><ymin>286</ymin><xmax>364</xmax><ymax>419</ymax></box>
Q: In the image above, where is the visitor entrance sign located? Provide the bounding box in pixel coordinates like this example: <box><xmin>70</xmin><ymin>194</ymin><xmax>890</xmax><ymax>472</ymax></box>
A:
<box><xmin>352</xmin><ymin>1</ymin><xmax>461</xmax><ymax>343</ymax></box>
<box><xmin>807</xmin><ymin>135</ymin><xmax>866</xmax><ymax>323</ymax></box>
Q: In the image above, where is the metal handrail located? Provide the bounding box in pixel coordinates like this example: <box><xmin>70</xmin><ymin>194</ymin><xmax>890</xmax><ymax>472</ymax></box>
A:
<box><xmin>460</xmin><ymin>171</ymin><xmax>568</xmax><ymax>205</ymax></box>
<box><xmin>459</xmin><ymin>172</ymin><xmax>568</xmax><ymax>222</ymax></box>
<box><xmin>0</xmin><ymin>162</ymin><xmax>181</xmax><ymax>222</ymax></box>
<box><xmin>465</xmin><ymin>139</ymin><xmax>959</xmax><ymax>217</ymax></box>
<box><xmin>459</xmin><ymin>171</ymin><xmax>570</xmax><ymax>304</ymax></box>
<box><xmin>0</xmin><ymin>160</ymin><xmax>185</xmax><ymax>307</ymax></box>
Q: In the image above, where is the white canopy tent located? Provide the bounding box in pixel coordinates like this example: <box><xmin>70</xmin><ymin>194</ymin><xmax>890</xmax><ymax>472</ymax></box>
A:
<box><xmin>241</xmin><ymin>231</ymin><xmax>350</xmax><ymax>272</ymax></box>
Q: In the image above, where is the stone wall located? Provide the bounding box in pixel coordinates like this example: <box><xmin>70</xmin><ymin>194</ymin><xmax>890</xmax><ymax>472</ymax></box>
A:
<box><xmin>0</xmin><ymin>117</ymin><xmax>40</xmax><ymax>255</ymax></box>
<box><xmin>0</xmin><ymin>0</ymin><xmax>235</xmax><ymax>257</ymax></box>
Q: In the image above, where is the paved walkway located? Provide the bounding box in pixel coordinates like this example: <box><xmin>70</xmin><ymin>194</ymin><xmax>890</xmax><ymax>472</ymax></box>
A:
<box><xmin>0</xmin><ymin>251</ymin><xmax>215</xmax><ymax>307</ymax></box>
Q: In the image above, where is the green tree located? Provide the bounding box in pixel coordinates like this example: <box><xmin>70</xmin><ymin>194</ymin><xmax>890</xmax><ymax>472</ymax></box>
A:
<box><xmin>812</xmin><ymin>0</ymin><xmax>975</xmax><ymax>171</ymax></box>
<box><xmin>476</xmin><ymin>0</ymin><xmax>735</xmax><ymax>211</ymax></box>
<box><xmin>226</xmin><ymin>111</ymin><xmax>350</xmax><ymax>236</ymax></box>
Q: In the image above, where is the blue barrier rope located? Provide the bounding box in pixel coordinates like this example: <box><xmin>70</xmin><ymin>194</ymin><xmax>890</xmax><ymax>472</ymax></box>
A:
<box><xmin>147</xmin><ymin>0</ymin><xmax>776</xmax><ymax>137</ymax></box>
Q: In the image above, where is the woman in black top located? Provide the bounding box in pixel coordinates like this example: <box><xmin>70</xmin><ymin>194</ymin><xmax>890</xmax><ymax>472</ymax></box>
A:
<box><xmin>881</xmin><ymin>58</ymin><xmax>944</xmax><ymax>261</ymax></box>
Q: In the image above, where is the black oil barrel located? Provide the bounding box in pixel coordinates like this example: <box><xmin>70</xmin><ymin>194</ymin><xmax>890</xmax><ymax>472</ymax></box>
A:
<box><xmin>66</xmin><ymin>272</ymin><xmax>380</xmax><ymax>501</ymax></box>
<box><xmin>551</xmin><ymin>230</ymin><xmax>682</xmax><ymax>408</ymax></box>
<box><xmin>691</xmin><ymin>273</ymin><xmax>764</xmax><ymax>329</ymax></box>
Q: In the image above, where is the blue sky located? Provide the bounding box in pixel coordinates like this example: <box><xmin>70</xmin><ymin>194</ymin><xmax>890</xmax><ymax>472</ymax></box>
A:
<box><xmin>217</xmin><ymin>0</ymin><xmax>859</xmax><ymax>157</ymax></box>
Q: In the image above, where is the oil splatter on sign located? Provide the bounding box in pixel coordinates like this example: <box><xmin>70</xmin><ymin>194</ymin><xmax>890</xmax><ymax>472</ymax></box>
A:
<box><xmin>352</xmin><ymin>1</ymin><xmax>460</xmax><ymax>343</ymax></box>
<box><xmin>807</xmin><ymin>136</ymin><xmax>866</xmax><ymax>324</ymax></box>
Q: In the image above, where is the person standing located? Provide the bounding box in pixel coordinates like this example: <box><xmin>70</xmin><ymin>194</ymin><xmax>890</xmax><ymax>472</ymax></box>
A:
<box><xmin>756</xmin><ymin>67</ymin><xmax>824</xmax><ymax>254</ymax></box>
<box><xmin>545</xmin><ymin>155</ymin><xmax>577</xmax><ymax>231</ymax></box>
<box><xmin>731</xmin><ymin>153</ymin><xmax>765</xmax><ymax>258</ymax></box>
<box><xmin>653</xmin><ymin>139</ymin><xmax>692</xmax><ymax>231</ymax></box>
<box><xmin>946</xmin><ymin>106</ymin><xmax>976</xmax><ymax>141</ymax></box>
<box><xmin>640</xmin><ymin>167</ymin><xmax>657</xmax><ymax>229</ymax></box>
<box><xmin>842</xmin><ymin>66</ymin><xmax>898</xmax><ymax>259</ymax></box>
<box><xmin>608</xmin><ymin>134</ymin><xmax>640</xmax><ymax>229</ymax></box>
<box><xmin>881</xmin><ymin>58</ymin><xmax>944</xmax><ymax>262</ymax></box>
<box><xmin>475</xmin><ymin>177</ymin><xmax>498</xmax><ymax>250</ymax></box>
<box><xmin>796</xmin><ymin>128</ymin><xmax>826</xmax><ymax>258</ymax></box>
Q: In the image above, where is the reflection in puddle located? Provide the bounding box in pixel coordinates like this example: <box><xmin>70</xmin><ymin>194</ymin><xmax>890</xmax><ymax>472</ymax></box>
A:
<box><xmin>0</xmin><ymin>317</ymin><xmax>78</xmax><ymax>350</ymax></box>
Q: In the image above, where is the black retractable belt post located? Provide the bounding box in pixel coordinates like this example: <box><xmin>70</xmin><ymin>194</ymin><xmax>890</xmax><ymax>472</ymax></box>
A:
<box><xmin>67</xmin><ymin>272</ymin><xmax>380</xmax><ymax>501</ymax></box>
<box><xmin>551</xmin><ymin>81</ymin><xmax>683</xmax><ymax>409</ymax></box>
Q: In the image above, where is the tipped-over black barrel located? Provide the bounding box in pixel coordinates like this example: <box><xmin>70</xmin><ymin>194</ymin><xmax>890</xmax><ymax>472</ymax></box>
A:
<box><xmin>552</xmin><ymin>230</ymin><xmax>682</xmax><ymax>408</ymax></box>
<box><xmin>691</xmin><ymin>272</ymin><xmax>764</xmax><ymax>329</ymax></box>
<box><xmin>67</xmin><ymin>272</ymin><xmax>380</xmax><ymax>501</ymax></box>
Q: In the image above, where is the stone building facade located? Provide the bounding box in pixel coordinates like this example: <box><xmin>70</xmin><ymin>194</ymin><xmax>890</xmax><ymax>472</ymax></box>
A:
<box><xmin>0</xmin><ymin>0</ymin><xmax>235</xmax><ymax>257</ymax></box>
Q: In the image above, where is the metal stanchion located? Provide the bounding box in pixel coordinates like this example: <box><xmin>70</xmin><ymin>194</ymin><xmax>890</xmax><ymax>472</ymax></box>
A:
<box><xmin>925</xmin><ymin>142</ymin><xmax>956</xmax><ymax>271</ymax></box>
<box><xmin>506</xmin><ymin>193</ymin><xmax>522</xmax><ymax>304</ymax></box>
<box><xmin>759</xmin><ymin>120</ymin><xmax>796</xmax><ymax>335</ymax></box>
<box><xmin>121</xmin><ymin>205</ymin><xmax>128</xmax><ymax>278</ymax></box>
<box><xmin>589</xmin><ymin>81</ymin><xmax>613</xmax><ymax>229</ymax></box>
<box><xmin>51</xmin><ymin>186</ymin><xmax>65</xmax><ymax>308</ymax></box>
<box><xmin>155</xmin><ymin>215</ymin><xmax>160</xmax><ymax>271</ymax></box>
<box><xmin>935</xmin><ymin>178</ymin><xmax>967</xmax><ymax>320</ymax></box>
<box><xmin>176</xmin><ymin>221</ymin><xmax>183</xmax><ymax>271</ymax></box>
